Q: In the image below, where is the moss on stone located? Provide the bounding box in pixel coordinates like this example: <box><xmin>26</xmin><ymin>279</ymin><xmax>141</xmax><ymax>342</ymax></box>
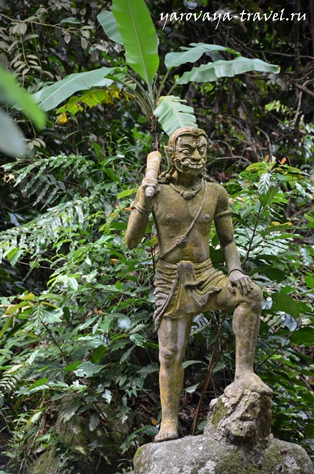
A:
<box><xmin>210</xmin><ymin>399</ymin><xmax>228</xmax><ymax>429</ymax></box>
<box><xmin>29</xmin><ymin>412</ymin><xmax>123</xmax><ymax>474</ymax></box>
<box><xmin>133</xmin><ymin>389</ymin><xmax>313</xmax><ymax>474</ymax></box>
<box><xmin>133</xmin><ymin>436</ymin><xmax>314</xmax><ymax>474</ymax></box>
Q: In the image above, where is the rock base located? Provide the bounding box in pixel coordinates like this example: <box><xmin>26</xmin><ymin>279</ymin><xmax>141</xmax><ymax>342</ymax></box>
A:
<box><xmin>133</xmin><ymin>385</ymin><xmax>314</xmax><ymax>474</ymax></box>
<box><xmin>134</xmin><ymin>435</ymin><xmax>313</xmax><ymax>474</ymax></box>
<box><xmin>204</xmin><ymin>381</ymin><xmax>272</xmax><ymax>446</ymax></box>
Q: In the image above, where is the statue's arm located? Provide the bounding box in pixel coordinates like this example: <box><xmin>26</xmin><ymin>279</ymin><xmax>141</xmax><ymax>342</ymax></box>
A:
<box><xmin>125</xmin><ymin>183</ymin><xmax>155</xmax><ymax>250</ymax></box>
<box><xmin>214</xmin><ymin>187</ymin><xmax>241</xmax><ymax>272</ymax></box>
<box><xmin>214</xmin><ymin>187</ymin><xmax>252</xmax><ymax>294</ymax></box>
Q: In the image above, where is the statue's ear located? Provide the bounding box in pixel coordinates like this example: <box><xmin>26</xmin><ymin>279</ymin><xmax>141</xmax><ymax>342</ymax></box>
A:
<box><xmin>164</xmin><ymin>146</ymin><xmax>173</xmax><ymax>162</ymax></box>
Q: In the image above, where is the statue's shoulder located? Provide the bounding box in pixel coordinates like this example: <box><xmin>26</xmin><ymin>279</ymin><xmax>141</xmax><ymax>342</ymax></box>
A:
<box><xmin>205</xmin><ymin>181</ymin><xmax>228</xmax><ymax>197</ymax></box>
<box><xmin>156</xmin><ymin>182</ymin><xmax>171</xmax><ymax>197</ymax></box>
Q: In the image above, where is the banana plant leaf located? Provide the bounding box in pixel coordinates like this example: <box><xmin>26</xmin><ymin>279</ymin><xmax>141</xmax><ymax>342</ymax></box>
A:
<box><xmin>112</xmin><ymin>0</ymin><xmax>159</xmax><ymax>90</ymax></box>
<box><xmin>0</xmin><ymin>66</ymin><xmax>45</xmax><ymax>129</ymax></box>
<box><xmin>32</xmin><ymin>67</ymin><xmax>118</xmax><ymax>111</ymax></box>
<box><xmin>0</xmin><ymin>109</ymin><xmax>27</xmax><ymax>158</ymax></box>
<box><xmin>97</xmin><ymin>10</ymin><xmax>123</xmax><ymax>44</ymax></box>
<box><xmin>154</xmin><ymin>96</ymin><xmax>197</xmax><ymax>136</ymax></box>
<box><xmin>165</xmin><ymin>42</ymin><xmax>238</xmax><ymax>69</ymax></box>
<box><xmin>177</xmin><ymin>56</ymin><xmax>280</xmax><ymax>84</ymax></box>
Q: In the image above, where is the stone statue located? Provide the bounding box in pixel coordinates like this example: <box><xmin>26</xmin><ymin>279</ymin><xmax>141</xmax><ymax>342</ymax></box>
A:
<box><xmin>125</xmin><ymin>126</ymin><xmax>272</xmax><ymax>443</ymax></box>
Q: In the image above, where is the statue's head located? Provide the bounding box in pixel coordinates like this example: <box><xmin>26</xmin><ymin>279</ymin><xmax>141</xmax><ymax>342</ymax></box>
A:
<box><xmin>167</xmin><ymin>126</ymin><xmax>206</xmax><ymax>150</ymax></box>
<box><xmin>164</xmin><ymin>127</ymin><xmax>208</xmax><ymax>177</ymax></box>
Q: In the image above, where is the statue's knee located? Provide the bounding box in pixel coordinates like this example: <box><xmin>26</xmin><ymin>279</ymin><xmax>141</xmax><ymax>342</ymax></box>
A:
<box><xmin>159</xmin><ymin>344</ymin><xmax>179</xmax><ymax>368</ymax></box>
<box><xmin>248</xmin><ymin>283</ymin><xmax>263</xmax><ymax>308</ymax></box>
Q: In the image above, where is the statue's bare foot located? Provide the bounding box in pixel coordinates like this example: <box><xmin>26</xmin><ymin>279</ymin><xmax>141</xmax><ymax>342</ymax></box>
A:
<box><xmin>234</xmin><ymin>371</ymin><xmax>273</xmax><ymax>395</ymax></box>
<box><xmin>154</xmin><ymin>420</ymin><xmax>178</xmax><ymax>442</ymax></box>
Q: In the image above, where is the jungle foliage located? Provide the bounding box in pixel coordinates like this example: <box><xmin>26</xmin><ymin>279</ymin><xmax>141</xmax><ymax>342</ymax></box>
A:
<box><xmin>0</xmin><ymin>0</ymin><xmax>313</xmax><ymax>473</ymax></box>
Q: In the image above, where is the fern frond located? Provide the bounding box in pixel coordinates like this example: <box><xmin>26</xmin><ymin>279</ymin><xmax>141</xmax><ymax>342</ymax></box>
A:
<box><xmin>0</xmin><ymin>364</ymin><xmax>28</xmax><ymax>394</ymax></box>
<box><xmin>2</xmin><ymin>153</ymin><xmax>98</xmax><ymax>211</ymax></box>
<box><xmin>0</xmin><ymin>198</ymin><xmax>88</xmax><ymax>264</ymax></box>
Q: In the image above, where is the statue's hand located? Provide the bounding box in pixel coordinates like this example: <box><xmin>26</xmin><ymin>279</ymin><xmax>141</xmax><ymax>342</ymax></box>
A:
<box><xmin>140</xmin><ymin>177</ymin><xmax>158</xmax><ymax>207</ymax></box>
<box><xmin>142</xmin><ymin>177</ymin><xmax>158</xmax><ymax>192</ymax></box>
<box><xmin>228</xmin><ymin>270</ymin><xmax>253</xmax><ymax>295</ymax></box>
<box><xmin>132</xmin><ymin>178</ymin><xmax>157</xmax><ymax>213</ymax></box>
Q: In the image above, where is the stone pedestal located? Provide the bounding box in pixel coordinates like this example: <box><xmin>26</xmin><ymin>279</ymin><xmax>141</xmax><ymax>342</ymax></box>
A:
<box><xmin>204</xmin><ymin>381</ymin><xmax>272</xmax><ymax>446</ymax></box>
<box><xmin>133</xmin><ymin>384</ymin><xmax>314</xmax><ymax>474</ymax></box>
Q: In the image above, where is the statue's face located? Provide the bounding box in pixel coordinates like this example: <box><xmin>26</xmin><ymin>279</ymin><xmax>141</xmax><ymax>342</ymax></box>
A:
<box><xmin>173</xmin><ymin>134</ymin><xmax>207</xmax><ymax>175</ymax></box>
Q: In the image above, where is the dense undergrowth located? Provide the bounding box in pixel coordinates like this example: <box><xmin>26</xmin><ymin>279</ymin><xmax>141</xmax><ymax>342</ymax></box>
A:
<box><xmin>0</xmin><ymin>0</ymin><xmax>313</xmax><ymax>472</ymax></box>
<box><xmin>0</xmin><ymin>138</ymin><xmax>313</xmax><ymax>473</ymax></box>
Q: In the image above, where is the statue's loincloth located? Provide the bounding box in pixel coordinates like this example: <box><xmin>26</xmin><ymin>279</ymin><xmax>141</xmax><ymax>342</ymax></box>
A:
<box><xmin>153</xmin><ymin>259</ymin><xmax>226</xmax><ymax>331</ymax></box>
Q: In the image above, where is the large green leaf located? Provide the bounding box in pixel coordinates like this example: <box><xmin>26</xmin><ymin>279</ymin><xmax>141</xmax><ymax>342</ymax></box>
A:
<box><xmin>59</xmin><ymin>400</ymin><xmax>81</xmax><ymax>423</ymax></box>
<box><xmin>176</xmin><ymin>57</ymin><xmax>280</xmax><ymax>85</ymax></box>
<box><xmin>259</xmin><ymin>186</ymin><xmax>280</xmax><ymax>207</ymax></box>
<box><xmin>0</xmin><ymin>109</ymin><xmax>28</xmax><ymax>158</ymax></box>
<box><xmin>56</xmin><ymin>85</ymin><xmax>124</xmax><ymax>116</ymax></box>
<box><xmin>41</xmin><ymin>307</ymin><xmax>63</xmax><ymax>324</ymax></box>
<box><xmin>97</xmin><ymin>10</ymin><xmax>123</xmax><ymax>44</ymax></box>
<box><xmin>0</xmin><ymin>66</ymin><xmax>46</xmax><ymax>129</ymax></box>
<box><xmin>165</xmin><ymin>42</ymin><xmax>237</xmax><ymax>69</ymax></box>
<box><xmin>272</xmin><ymin>292</ymin><xmax>300</xmax><ymax>319</ymax></box>
<box><xmin>290</xmin><ymin>327</ymin><xmax>314</xmax><ymax>346</ymax></box>
<box><xmin>305</xmin><ymin>276</ymin><xmax>314</xmax><ymax>289</ymax></box>
<box><xmin>154</xmin><ymin>95</ymin><xmax>197</xmax><ymax>136</ymax></box>
<box><xmin>32</xmin><ymin>67</ymin><xmax>117</xmax><ymax>111</ymax></box>
<box><xmin>112</xmin><ymin>0</ymin><xmax>159</xmax><ymax>89</ymax></box>
<box><xmin>73</xmin><ymin>362</ymin><xmax>105</xmax><ymax>377</ymax></box>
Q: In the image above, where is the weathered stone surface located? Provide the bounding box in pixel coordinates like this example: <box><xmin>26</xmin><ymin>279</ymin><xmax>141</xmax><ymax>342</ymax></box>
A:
<box><xmin>29</xmin><ymin>413</ymin><xmax>119</xmax><ymax>474</ymax></box>
<box><xmin>29</xmin><ymin>400</ymin><xmax>129</xmax><ymax>474</ymax></box>
<box><xmin>0</xmin><ymin>430</ymin><xmax>13</xmax><ymax>473</ymax></box>
<box><xmin>133</xmin><ymin>387</ymin><xmax>314</xmax><ymax>474</ymax></box>
<box><xmin>134</xmin><ymin>435</ymin><xmax>314</xmax><ymax>474</ymax></box>
<box><xmin>204</xmin><ymin>382</ymin><xmax>272</xmax><ymax>446</ymax></box>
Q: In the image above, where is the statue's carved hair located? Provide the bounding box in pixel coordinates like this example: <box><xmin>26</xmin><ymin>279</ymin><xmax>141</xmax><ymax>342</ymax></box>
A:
<box><xmin>158</xmin><ymin>127</ymin><xmax>209</xmax><ymax>183</ymax></box>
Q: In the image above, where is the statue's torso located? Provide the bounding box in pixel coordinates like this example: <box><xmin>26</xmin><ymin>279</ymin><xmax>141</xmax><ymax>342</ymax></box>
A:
<box><xmin>153</xmin><ymin>181</ymin><xmax>225</xmax><ymax>264</ymax></box>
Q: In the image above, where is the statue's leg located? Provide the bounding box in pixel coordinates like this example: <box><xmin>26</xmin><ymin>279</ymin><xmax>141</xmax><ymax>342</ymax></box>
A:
<box><xmin>205</xmin><ymin>280</ymin><xmax>272</xmax><ymax>394</ymax></box>
<box><xmin>155</xmin><ymin>314</ymin><xmax>192</xmax><ymax>442</ymax></box>
<box><xmin>232</xmin><ymin>283</ymin><xmax>272</xmax><ymax>394</ymax></box>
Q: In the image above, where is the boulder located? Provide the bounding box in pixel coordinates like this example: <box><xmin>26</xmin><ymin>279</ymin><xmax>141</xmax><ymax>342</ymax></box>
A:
<box><xmin>133</xmin><ymin>384</ymin><xmax>314</xmax><ymax>474</ymax></box>
<box><xmin>29</xmin><ymin>401</ymin><xmax>129</xmax><ymax>474</ymax></box>
<box><xmin>134</xmin><ymin>434</ymin><xmax>313</xmax><ymax>474</ymax></box>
